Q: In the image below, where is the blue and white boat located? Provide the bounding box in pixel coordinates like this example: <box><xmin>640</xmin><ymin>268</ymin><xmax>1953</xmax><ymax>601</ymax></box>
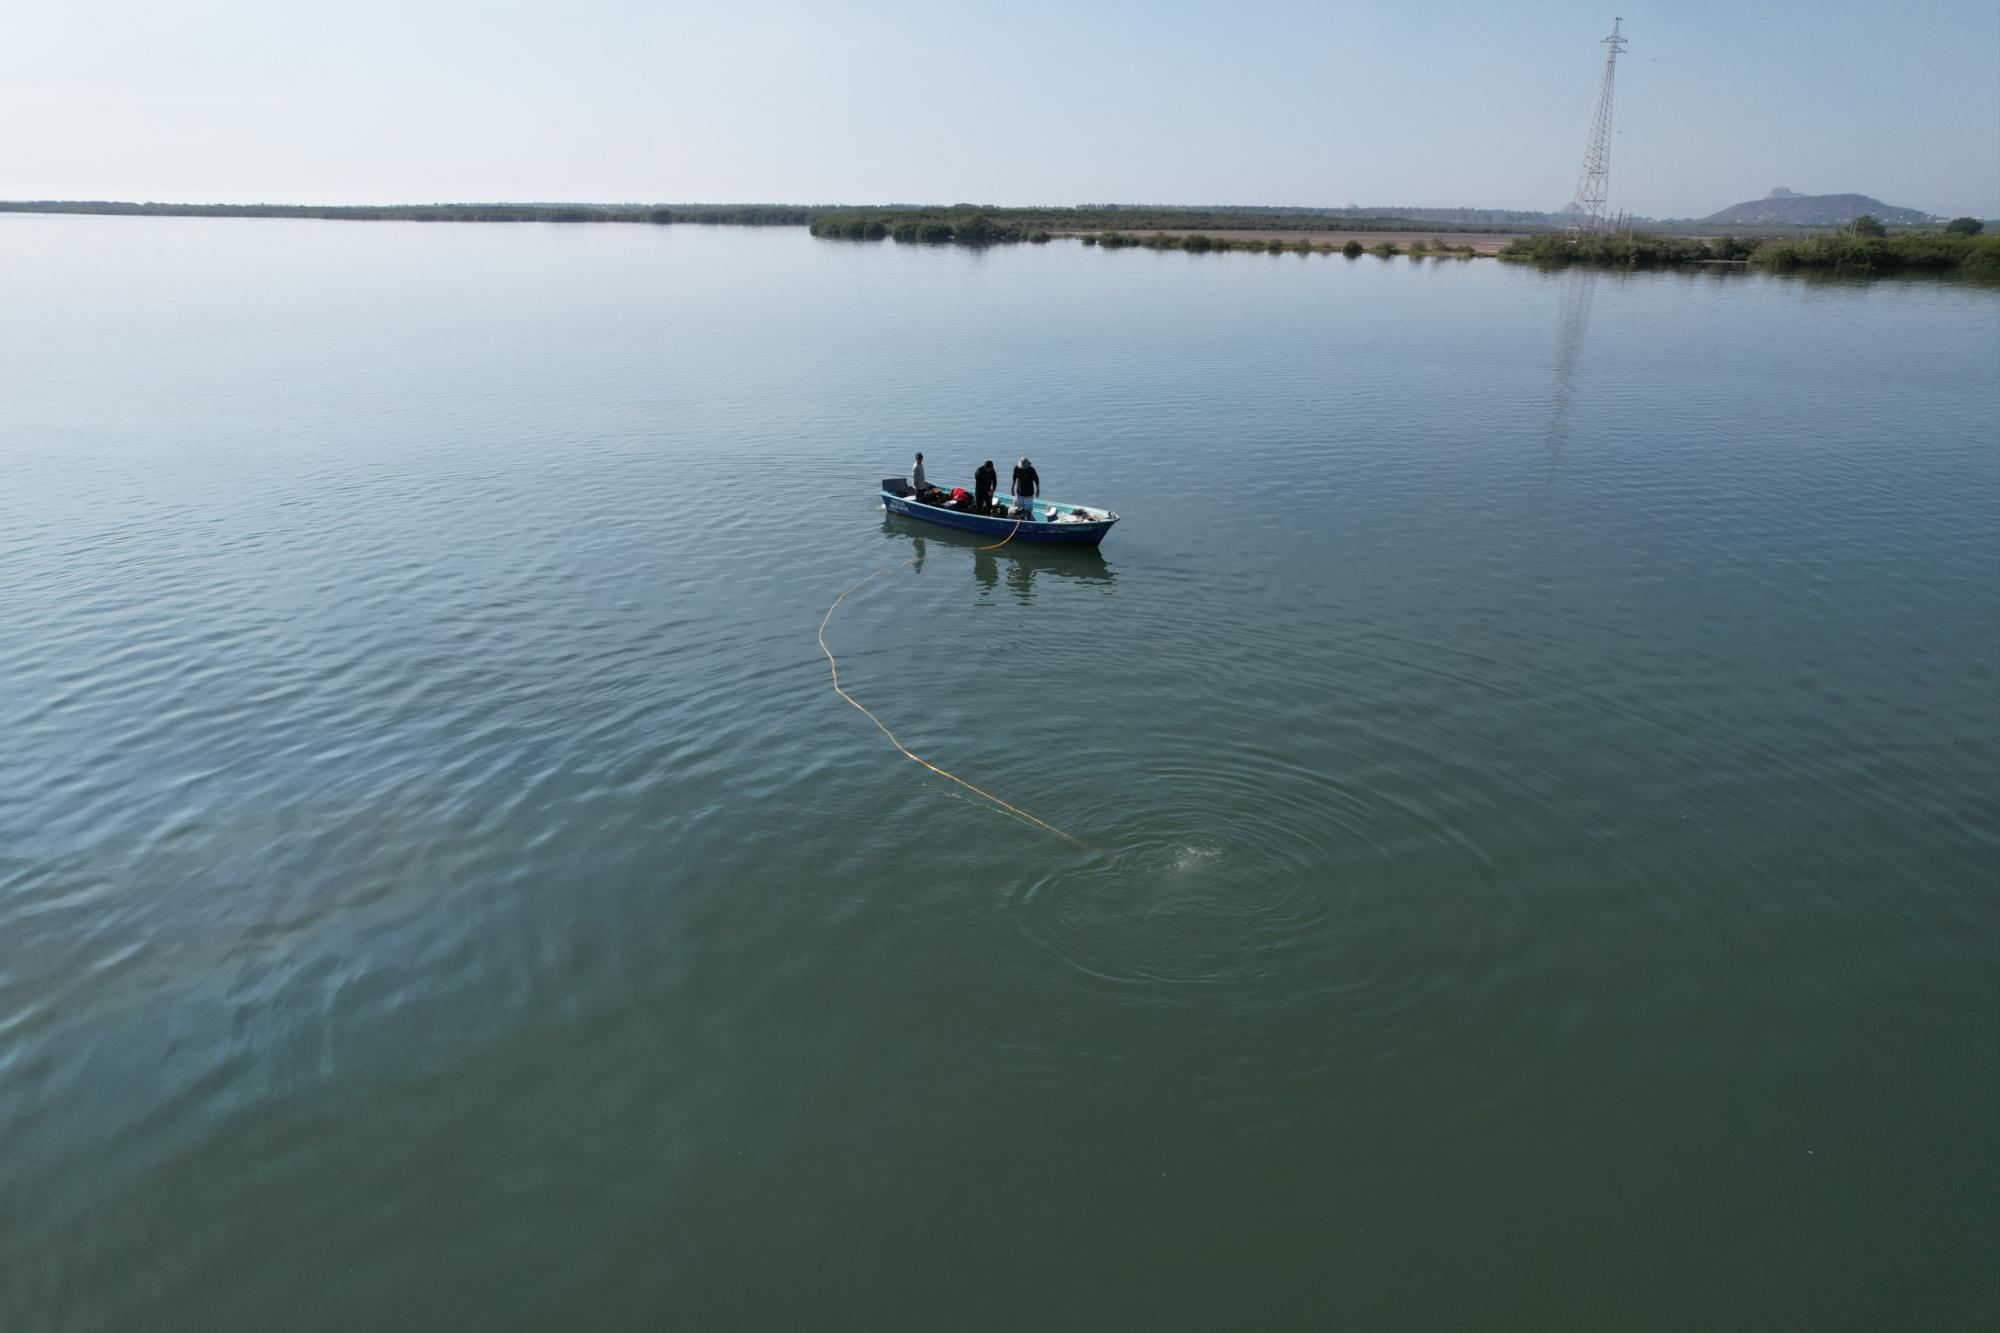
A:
<box><xmin>880</xmin><ymin>478</ymin><xmax>1119</xmax><ymax>546</ymax></box>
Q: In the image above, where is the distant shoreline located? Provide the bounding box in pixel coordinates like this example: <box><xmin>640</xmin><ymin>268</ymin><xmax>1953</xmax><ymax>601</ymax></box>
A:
<box><xmin>0</xmin><ymin>200</ymin><xmax>806</xmax><ymax>226</ymax></box>
<box><xmin>9</xmin><ymin>201</ymin><xmax>1987</xmax><ymax>277</ymax></box>
<box><xmin>0</xmin><ymin>198</ymin><xmax>1539</xmax><ymax>240</ymax></box>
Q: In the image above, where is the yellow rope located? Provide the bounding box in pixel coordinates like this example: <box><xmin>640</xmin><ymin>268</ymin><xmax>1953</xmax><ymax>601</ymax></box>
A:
<box><xmin>978</xmin><ymin>510</ymin><xmax>1025</xmax><ymax>551</ymax></box>
<box><xmin>817</xmin><ymin>506</ymin><xmax>1087</xmax><ymax>848</ymax></box>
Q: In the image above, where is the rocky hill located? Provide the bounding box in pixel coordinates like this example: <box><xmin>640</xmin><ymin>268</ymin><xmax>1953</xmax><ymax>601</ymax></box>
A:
<box><xmin>1702</xmin><ymin>188</ymin><xmax>1933</xmax><ymax>227</ymax></box>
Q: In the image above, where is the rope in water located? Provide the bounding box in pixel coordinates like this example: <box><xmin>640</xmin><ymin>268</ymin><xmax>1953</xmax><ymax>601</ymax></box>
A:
<box><xmin>817</xmin><ymin>509</ymin><xmax>1088</xmax><ymax>848</ymax></box>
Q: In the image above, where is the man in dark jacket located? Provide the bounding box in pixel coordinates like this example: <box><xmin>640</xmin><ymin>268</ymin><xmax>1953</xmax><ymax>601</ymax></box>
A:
<box><xmin>1011</xmin><ymin>456</ymin><xmax>1041</xmax><ymax>517</ymax></box>
<box><xmin>974</xmin><ymin>460</ymin><xmax>998</xmax><ymax>515</ymax></box>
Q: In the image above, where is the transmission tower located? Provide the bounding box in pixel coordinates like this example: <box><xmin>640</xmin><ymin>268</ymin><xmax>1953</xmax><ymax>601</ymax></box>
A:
<box><xmin>1567</xmin><ymin>18</ymin><xmax>1628</xmax><ymax>231</ymax></box>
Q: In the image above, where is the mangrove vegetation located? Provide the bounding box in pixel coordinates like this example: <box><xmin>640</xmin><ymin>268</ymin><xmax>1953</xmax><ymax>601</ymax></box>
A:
<box><xmin>1502</xmin><ymin>229</ymin><xmax>2000</xmax><ymax>278</ymax></box>
<box><xmin>1085</xmin><ymin>231</ymin><xmax>1343</xmax><ymax>255</ymax></box>
<box><xmin>803</xmin><ymin>206</ymin><xmax>1546</xmax><ymax>255</ymax></box>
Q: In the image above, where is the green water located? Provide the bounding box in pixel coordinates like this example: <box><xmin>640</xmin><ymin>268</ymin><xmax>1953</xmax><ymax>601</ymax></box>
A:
<box><xmin>2</xmin><ymin>217</ymin><xmax>1995</xmax><ymax>1329</ymax></box>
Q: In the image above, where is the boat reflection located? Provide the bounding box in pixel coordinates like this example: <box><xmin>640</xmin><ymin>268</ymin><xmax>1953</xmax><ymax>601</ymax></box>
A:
<box><xmin>881</xmin><ymin>513</ymin><xmax>1116</xmax><ymax>604</ymax></box>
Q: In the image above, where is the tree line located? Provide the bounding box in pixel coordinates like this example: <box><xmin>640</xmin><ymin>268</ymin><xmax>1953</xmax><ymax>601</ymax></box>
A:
<box><xmin>809</xmin><ymin>212</ymin><xmax>1060</xmax><ymax>244</ymax></box>
<box><xmin>1077</xmin><ymin>231</ymin><xmax>1478</xmax><ymax>258</ymax></box>
<box><xmin>1500</xmin><ymin>227</ymin><xmax>1999</xmax><ymax>277</ymax></box>
<box><xmin>806</xmin><ymin>205</ymin><xmax>1526</xmax><ymax>244</ymax></box>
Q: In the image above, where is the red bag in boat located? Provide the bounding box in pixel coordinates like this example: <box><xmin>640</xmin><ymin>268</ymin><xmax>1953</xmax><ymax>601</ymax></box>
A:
<box><xmin>950</xmin><ymin>487</ymin><xmax>970</xmax><ymax>503</ymax></box>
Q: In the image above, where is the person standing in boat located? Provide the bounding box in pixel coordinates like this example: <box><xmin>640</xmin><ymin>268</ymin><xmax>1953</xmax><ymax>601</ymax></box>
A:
<box><xmin>910</xmin><ymin>451</ymin><xmax>928</xmax><ymax>499</ymax></box>
<box><xmin>974</xmin><ymin>459</ymin><xmax>998</xmax><ymax>515</ymax></box>
<box><xmin>1011</xmin><ymin>456</ymin><xmax>1041</xmax><ymax>517</ymax></box>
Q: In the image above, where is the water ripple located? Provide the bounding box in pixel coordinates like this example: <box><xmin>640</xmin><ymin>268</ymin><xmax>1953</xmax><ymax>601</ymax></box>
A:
<box><xmin>0</xmin><ymin>217</ymin><xmax>1994</xmax><ymax>1332</ymax></box>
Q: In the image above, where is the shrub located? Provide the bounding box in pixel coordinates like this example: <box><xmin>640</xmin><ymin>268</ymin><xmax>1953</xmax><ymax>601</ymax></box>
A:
<box><xmin>1501</xmin><ymin>226</ymin><xmax>1997</xmax><ymax>276</ymax></box>
<box><xmin>1182</xmin><ymin>234</ymin><xmax>1213</xmax><ymax>252</ymax></box>
<box><xmin>1758</xmin><ymin>234</ymin><xmax>1888</xmax><ymax>270</ymax></box>
<box><xmin>1342</xmin><ymin>239</ymin><xmax>1363</xmax><ymax>258</ymax></box>
<box><xmin>815</xmin><ymin>215</ymin><xmax>887</xmax><ymax>240</ymax></box>
<box><xmin>1370</xmin><ymin>241</ymin><xmax>1398</xmax><ymax>258</ymax></box>
<box><xmin>1945</xmin><ymin>216</ymin><xmax>1984</xmax><ymax>236</ymax></box>
<box><xmin>1503</xmin><ymin>231</ymin><xmax>1710</xmax><ymax>266</ymax></box>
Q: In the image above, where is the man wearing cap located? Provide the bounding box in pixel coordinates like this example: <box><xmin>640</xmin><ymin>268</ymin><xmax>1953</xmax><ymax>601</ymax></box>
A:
<box><xmin>1010</xmin><ymin>456</ymin><xmax>1041</xmax><ymax>518</ymax></box>
<box><xmin>910</xmin><ymin>451</ymin><xmax>928</xmax><ymax>498</ymax></box>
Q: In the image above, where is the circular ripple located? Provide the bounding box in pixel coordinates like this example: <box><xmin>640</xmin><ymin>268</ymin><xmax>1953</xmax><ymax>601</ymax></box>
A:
<box><xmin>1006</xmin><ymin>752</ymin><xmax>1397</xmax><ymax>990</ymax></box>
<box><xmin>996</xmin><ymin>727</ymin><xmax>1590</xmax><ymax>1119</ymax></box>
<box><xmin>1015</xmin><ymin>834</ymin><xmax>1331</xmax><ymax>988</ymax></box>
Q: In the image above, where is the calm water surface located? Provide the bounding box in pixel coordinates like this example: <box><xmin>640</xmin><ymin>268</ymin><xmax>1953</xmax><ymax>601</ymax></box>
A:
<box><xmin>2</xmin><ymin>217</ymin><xmax>1995</xmax><ymax>1329</ymax></box>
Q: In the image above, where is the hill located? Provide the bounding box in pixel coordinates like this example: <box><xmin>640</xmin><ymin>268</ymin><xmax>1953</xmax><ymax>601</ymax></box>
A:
<box><xmin>1701</xmin><ymin>188</ymin><xmax>1933</xmax><ymax>227</ymax></box>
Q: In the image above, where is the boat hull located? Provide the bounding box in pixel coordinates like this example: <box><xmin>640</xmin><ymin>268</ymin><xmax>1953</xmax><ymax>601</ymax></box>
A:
<box><xmin>880</xmin><ymin>488</ymin><xmax>1117</xmax><ymax>546</ymax></box>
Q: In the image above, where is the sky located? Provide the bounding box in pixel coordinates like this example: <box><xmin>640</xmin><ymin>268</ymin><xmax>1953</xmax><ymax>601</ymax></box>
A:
<box><xmin>4</xmin><ymin>0</ymin><xmax>1997</xmax><ymax>218</ymax></box>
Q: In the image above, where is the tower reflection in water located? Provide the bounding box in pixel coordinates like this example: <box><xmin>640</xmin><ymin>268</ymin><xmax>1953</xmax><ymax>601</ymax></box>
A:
<box><xmin>1545</xmin><ymin>266</ymin><xmax>1598</xmax><ymax>476</ymax></box>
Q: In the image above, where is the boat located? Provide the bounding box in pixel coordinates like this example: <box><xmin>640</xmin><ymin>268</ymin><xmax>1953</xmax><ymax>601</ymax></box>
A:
<box><xmin>880</xmin><ymin>478</ymin><xmax>1119</xmax><ymax>546</ymax></box>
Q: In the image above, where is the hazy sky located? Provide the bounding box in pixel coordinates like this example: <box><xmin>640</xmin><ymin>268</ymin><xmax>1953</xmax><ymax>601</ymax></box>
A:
<box><xmin>6</xmin><ymin>0</ymin><xmax>1996</xmax><ymax>217</ymax></box>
